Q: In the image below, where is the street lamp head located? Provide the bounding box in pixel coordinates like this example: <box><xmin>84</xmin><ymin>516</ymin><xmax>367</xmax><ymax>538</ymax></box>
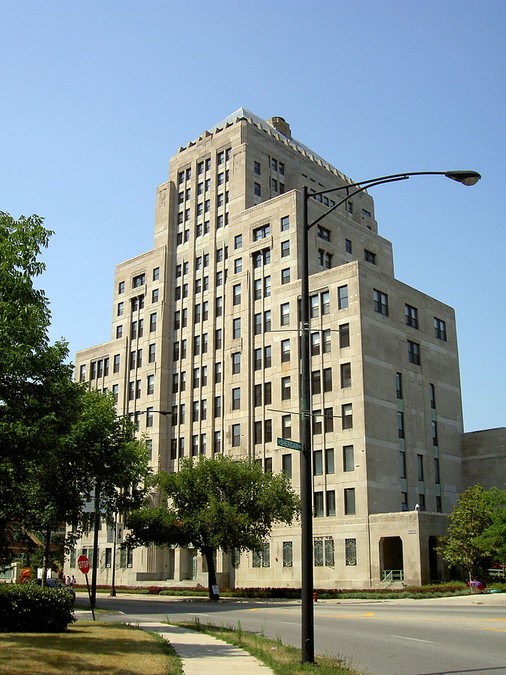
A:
<box><xmin>444</xmin><ymin>170</ymin><xmax>481</xmax><ymax>186</ymax></box>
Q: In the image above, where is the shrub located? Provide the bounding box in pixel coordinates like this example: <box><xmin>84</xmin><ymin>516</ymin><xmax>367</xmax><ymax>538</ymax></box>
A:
<box><xmin>0</xmin><ymin>584</ymin><xmax>75</xmax><ymax>632</ymax></box>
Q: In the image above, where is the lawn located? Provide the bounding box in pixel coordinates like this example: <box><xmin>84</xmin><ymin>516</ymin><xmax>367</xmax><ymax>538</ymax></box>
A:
<box><xmin>0</xmin><ymin>621</ymin><xmax>183</xmax><ymax>674</ymax></box>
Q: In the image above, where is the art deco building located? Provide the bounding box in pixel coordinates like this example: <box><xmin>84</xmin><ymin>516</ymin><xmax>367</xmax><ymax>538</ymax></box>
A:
<box><xmin>71</xmin><ymin>108</ymin><xmax>470</xmax><ymax>589</ymax></box>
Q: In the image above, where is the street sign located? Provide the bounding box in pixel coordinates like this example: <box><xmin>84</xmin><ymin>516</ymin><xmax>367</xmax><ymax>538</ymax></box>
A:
<box><xmin>277</xmin><ymin>437</ymin><xmax>303</xmax><ymax>451</ymax></box>
<box><xmin>78</xmin><ymin>554</ymin><xmax>90</xmax><ymax>575</ymax></box>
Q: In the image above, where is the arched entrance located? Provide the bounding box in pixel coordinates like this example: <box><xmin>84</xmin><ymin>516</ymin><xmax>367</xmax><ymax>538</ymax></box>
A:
<box><xmin>380</xmin><ymin>536</ymin><xmax>404</xmax><ymax>582</ymax></box>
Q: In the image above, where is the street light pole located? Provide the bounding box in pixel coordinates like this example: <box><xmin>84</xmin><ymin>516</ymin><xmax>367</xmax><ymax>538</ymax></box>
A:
<box><xmin>298</xmin><ymin>169</ymin><xmax>480</xmax><ymax>664</ymax></box>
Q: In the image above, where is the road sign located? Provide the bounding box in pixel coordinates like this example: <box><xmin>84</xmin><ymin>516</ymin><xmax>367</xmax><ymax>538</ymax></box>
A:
<box><xmin>78</xmin><ymin>554</ymin><xmax>90</xmax><ymax>575</ymax></box>
<box><xmin>277</xmin><ymin>437</ymin><xmax>303</xmax><ymax>451</ymax></box>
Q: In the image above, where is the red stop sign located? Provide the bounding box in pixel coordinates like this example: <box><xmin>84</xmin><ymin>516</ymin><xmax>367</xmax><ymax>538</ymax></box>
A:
<box><xmin>78</xmin><ymin>554</ymin><xmax>90</xmax><ymax>574</ymax></box>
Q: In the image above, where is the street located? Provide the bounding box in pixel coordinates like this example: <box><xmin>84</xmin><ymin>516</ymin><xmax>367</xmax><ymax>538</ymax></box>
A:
<box><xmin>86</xmin><ymin>593</ymin><xmax>506</xmax><ymax>675</ymax></box>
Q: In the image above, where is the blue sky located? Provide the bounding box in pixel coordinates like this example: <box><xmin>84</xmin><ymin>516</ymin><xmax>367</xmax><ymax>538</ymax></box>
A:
<box><xmin>2</xmin><ymin>0</ymin><xmax>504</xmax><ymax>432</ymax></box>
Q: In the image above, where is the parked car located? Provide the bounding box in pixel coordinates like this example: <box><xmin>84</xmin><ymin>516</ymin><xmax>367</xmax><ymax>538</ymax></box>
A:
<box><xmin>35</xmin><ymin>578</ymin><xmax>76</xmax><ymax>603</ymax></box>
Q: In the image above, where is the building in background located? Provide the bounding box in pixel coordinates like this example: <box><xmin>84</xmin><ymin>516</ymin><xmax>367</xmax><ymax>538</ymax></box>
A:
<box><xmin>70</xmin><ymin>109</ymin><xmax>503</xmax><ymax>589</ymax></box>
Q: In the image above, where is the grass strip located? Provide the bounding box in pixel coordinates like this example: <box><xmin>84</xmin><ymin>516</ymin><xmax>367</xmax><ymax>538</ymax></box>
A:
<box><xmin>174</xmin><ymin>619</ymin><xmax>361</xmax><ymax>674</ymax></box>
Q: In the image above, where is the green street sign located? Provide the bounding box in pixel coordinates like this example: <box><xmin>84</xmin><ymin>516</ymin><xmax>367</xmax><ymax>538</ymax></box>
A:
<box><xmin>277</xmin><ymin>437</ymin><xmax>303</xmax><ymax>451</ymax></box>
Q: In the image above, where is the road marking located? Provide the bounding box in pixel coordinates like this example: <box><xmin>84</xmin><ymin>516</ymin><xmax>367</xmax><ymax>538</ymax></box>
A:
<box><xmin>391</xmin><ymin>635</ymin><xmax>432</xmax><ymax>643</ymax></box>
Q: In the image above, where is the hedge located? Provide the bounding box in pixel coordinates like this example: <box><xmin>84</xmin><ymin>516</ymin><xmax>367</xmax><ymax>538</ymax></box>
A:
<box><xmin>0</xmin><ymin>584</ymin><xmax>75</xmax><ymax>632</ymax></box>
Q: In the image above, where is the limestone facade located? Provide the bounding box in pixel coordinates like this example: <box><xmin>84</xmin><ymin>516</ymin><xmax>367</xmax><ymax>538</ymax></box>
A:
<box><xmin>69</xmin><ymin>109</ymin><xmax>498</xmax><ymax>589</ymax></box>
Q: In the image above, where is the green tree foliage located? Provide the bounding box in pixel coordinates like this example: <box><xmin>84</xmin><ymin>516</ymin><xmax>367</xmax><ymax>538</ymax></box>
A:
<box><xmin>127</xmin><ymin>456</ymin><xmax>300</xmax><ymax>599</ymax></box>
<box><xmin>0</xmin><ymin>212</ymin><xmax>149</xmax><ymax>564</ymax></box>
<box><xmin>437</xmin><ymin>484</ymin><xmax>506</xmax><ymax>582</ymax></box>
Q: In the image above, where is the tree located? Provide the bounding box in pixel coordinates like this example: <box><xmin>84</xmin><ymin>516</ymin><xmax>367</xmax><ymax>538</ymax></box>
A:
<box><xmin>126</xmin><ymin>456</ymin><xmax>300</xmax><ymax>600</ymax></box>
<box><xmin>437</xmin><ymin>484</ymin><xmax>506</xmax><ymax>583</ymax></box>
<box><xmin>0</xmin><ymin>213</ymin><xmax>150</xmax><ymax>569</ymax></box>
<box><xmin>0</xmin><ymin>212</ymin><xmax>75</xmax><ymax>559</ymax></box>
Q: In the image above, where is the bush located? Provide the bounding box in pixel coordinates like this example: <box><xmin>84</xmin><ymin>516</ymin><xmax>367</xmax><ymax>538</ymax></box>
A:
<box><xmin>0</xmin><ymin>584</ymin><xmax>75</xmax><ymax>632</ymax></box>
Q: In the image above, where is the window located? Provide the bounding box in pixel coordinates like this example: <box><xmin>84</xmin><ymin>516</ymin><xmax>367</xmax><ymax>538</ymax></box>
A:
<box><xmin>234</xmin><ymin>258</ymin><xmax>242</xmax><ymax>273</ymax></box>
<box><xmin>317</xmin><ymin>225</ymin><xmax>331</xmax><ymax>241</ymax></box>
<box><xmin>264</xmin><ymin>276</ymin><xmax>271</xmax><ymax>297</ymax></box>
<box><xmin>311</xmin><ymin>370</ymin><xmax>321</xmax><ymax>395</ymax></box>
<box><xmin>429</xmin><ymin>383</ymin><xmax>436</xmax><ymax>409</ymax></box>
<box><xmin>116</xmin><ymin>325</ymin><xmax>123</xmax><ymax>338</ymax></box>
<box><xmin>117</xmin><ymin>301</ymin><xmax>124</xmax><ymax>317</ymax></box>
<box><xmin>281</xmin><ymin>376</ymin><xmax>291</xmax><ymax>400</ymax></box>
<box><xmin>408</xmin><ymin>340</ymin><xmax>421</xmax><ymax>365</ymax></box>
<box><xmin>281</xmin><ymin>415</ymin><xmax>292</xmax><ymax>439</ymax></box>
<box><xmin>399</xmin><ymin>450</ymin><xmax>407</xmax><ymax>479</ymax></box>
<box><xmin>150</xmin><ymin>312</ymin><xmax>157</xmax><ymax>332</ymax></box>
<box><xmin>152</xmin><ymin>289</ymin><xmax>159</xmax><ymax>303</ymax></box>
<box><xmin>405</xmin><ymin>304</ymin><xmax>419</xmax><ymax>329</ymax></box>
<box><xmin>280</xmin><ymin>302</ymin><xmax>290</xmax><ymax>326</ymax></box>
<box><xmin>434</xmin><ymin>457</ymin><xmax>441</xmax><ymax>484</ymax></box>
<box><xmin>311</xmin><ymin>332</ymin><xmax>320</xmax><ymax>356</ymax></box>
<box><xmin>281</xmin><ymin>339</ymin><xmax>290</xmax><ymax>362</ymax></box>
<box><xmin>314</xmin><ymin>491</ymin><xmax>324</xmax><ymax>517</ymax></box>
<box><xmin>281</xmin><ymin>240</ymin><xmax>290</xmax><ymax>257</ymax></box>
<box><xmin>264</xmin><ymin>419</ymin><xmax>272</xmax><ymax>443</ymax></box>
<box><xmin>324</xmin><ymin>407</ymin><xmax>334</xmax><ymax>433</ymax></box>
<box><xmin>280</xmin><ymin>215</ymin><xmax>289</xmax><ymax>231</ymax></box>
<box><xmin>264</xmin><ymin>310</ymin><xmax>271</xmax><ymax>332</ymax></box>
<box><xmin>264</xmin><ymin>345</ymin><xmax>272</xmax><ymax>367</ymax></box>
<box><xmin>324</xmin><ymin>330</ymin><xmax>331</xmax><ymax>355</ymax></box>
<box><xmin>434</xmin><ymin>317</ymin><xmax>447</xmax><ymax>341</ymax></box>
<box><xmin>231</xmin><ymin>424</ymin><xmax>241</xmax><ymax>447</ymax></box>
<box><xmin>252</xmin><ymin>542</ymin><xmax>270</xmax><ymax>568</ymax></box>
<box><xmin>254</xmin><ymin>182</ymin><xmax>261</xmax><ymax>197</ymax></box>
<box><xmin>282</xmin><ymin>454</ymin><xmax>292</xmax><ymax>479</ymax></box>
<box><xmin>214</xmin><ymin>431</ymin><xmax>222</xmax><ymax>454</ymax></box>
<box><xmin>232</xmin><ymin>387</ymin><xmax>241</xmax><ymax>410</ymax></box>
<box><xmin>345</xmin><ymin>238</ymin><xmax>352</xmax><ymax>253</ymax></box>
<box><xmin>345</xmin><ymin>538</ymin><xmax>357</xmax><ymax>566</ymax></box>
<box><xmin>364</xmin><ymin>249</ymin><xmax>376</xmax><ymax>264</ymax></box>
<box><xmin>343</xmin><ymin>445</ymin><xmax>354</xmax><ymax>472</ymax></box>
<box><xmin>254</xmin><ymin>348</ymin><xmax>262</xmax><ymax>371</ymax></box>
<box><xmin>326</xmin><ymin>490</ymin><xmax>336</xmax><ymax>516</ymax></box>
<box><xmin>264</xmin><ymin>382</ymin><xmax>271</xmax><ymax>405</ymax></box>
<box><xmin>253</xmin><ymin>223</ymin><xmax>271</xmax><ymax>240</ymax></box>
<box><xmin>314</xmin><ymin>537</ymin><xmax>334</xmax><ymax>567</ymax></box>
<box><xmin>216</xmin><ymin>296</ymin><xmax>223</xmax><ymax>317</ymax></box>
<box><xmin>417</xmin><ymin>454</ymin><xmax>425</xmax><ymax>481</ymax></box>
<box><xmin>118</xmin><ymin>281</ymin><xmax>125</xmax><ymax>294</ymax></box>
<box><xmin>432</xmin><ymin>420</ymin><xmax>438</xmax><ymax>446</ymax></box>
<box><xmin>254</xmin><ymin>421</ymin><xmax>262</xmax><ymax>444</ymax></box>
<box><xmin>373</xmin><ymin>289</ymin><xmax>388</xmax><ymax>316</ymax></box>
<box><xmin>338</xmin><ymin>285</ymin><xmax>348</xmax><ymax>309</ymax></box>
<box><xmin>146</xmin><ymin>407</ymin><xmax>154</xmax><ymax>428</ymax></box>
<box><xmin>234</xmin><ymin>234</ymin><xmax>242</xmax><ymax>249</ymax></box>
<box><xmin>281</xmin><ymin>268</ymin><xmax>290</xmax><ymax>284</ymax></box>
<box><xmin>396</xmin><ymin>372</ymin><xmax>403</xmax><ymax>399</ymax></box>
<box><xmin>132</xmin><ymin>273</ymin><xmax>146</xmax><ymax>288</ymax></box>
<box><xmin>215</xmin><ymin>361</ymin><xmax>222</xmax><ymax>383</ymax></box>
<box><xmin>398</xmin><ymin>411</ymin><xmax>405</xmax><ymax>438</ymax></box>
<box><xmin>282</xmin><ymin>541</ymin><xmax>293</xmax><ymax>567</ymax></box>
<box><xmin>340</xmin><ymin>363</ymin><xmax>351</xmax><ymax>388</ymax></box>
<box><xmin>323</xmin><ymin>367</ymin><xmax>332</xmax><ymax>392</ymax></box>
<box><xmin>339</xmin><ymin>323</ymin><xmax>350</xmax><ymax>348</ymax></box>
<box><xmin>254</xmin><ymin>161</ymin><xmax>261</xmax><ymax>175</ymax></box>
<box><xmin>232</xmin><ymin>283</ymin><xmax>241</xmax><ymax>306</ymax></box>
<box><xmin>232</xmin><ymin>352</ymin><xmax>241</xmax><ymax>374</ymax></box>
<box><xmin>147</xmin><ymin>374</ymin><xmax>155</xmax><ymax>395</ymax></box>
<box><xmin>214</xmin><ymin>396</ymin><xmax>222</xmax><ymax>418</ymax></box>
<box><xmin>313</xmin><ymin>450</ymin><xmax>323</xmax><ymax>476</ymax></box>
<box><xmin>344</xmin><ymin>488</ymin><xmax>356</xmax><ymax>515</ymax></box>
<box><xmin>233</xmin><ymin>318</ymin><xmax>241</xmax><ymax>339</ymax></box>
<box><xmin>342</xmin><ymin>403</ymin><xmax>353</xmax><ymax>429</ymax></box>
<box><xmin>148</xmin><ymin>344</ymin><xmax>156</xmax><ymax>363</ymax></box>
<box><xmin>323</xmin><ymin>449</ymin><xmax>334</xmax><ymax>476</ymax></box>
<box><xmin>318</xmin><ymin>249</ymin><xmax>333</xmax><ymax>268</ymax></box>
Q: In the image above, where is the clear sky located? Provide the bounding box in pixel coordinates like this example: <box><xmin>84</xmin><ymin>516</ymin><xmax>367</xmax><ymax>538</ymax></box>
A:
<box><xmin>2</xmin><ymin>0</ymin><xmax>504</xmax><ymax>432</ymax></box>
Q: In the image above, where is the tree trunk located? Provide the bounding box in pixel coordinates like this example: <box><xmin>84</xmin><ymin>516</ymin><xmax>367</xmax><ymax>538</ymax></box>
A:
<box><xmin>42</xmin><ymin>527</ymin><xmax>51</xmax><ymax>587</ymax></box>
<box><xmin>202</xmin><ymin>546</ymin><xmax>220</xmax><ymax>601</ymax></box>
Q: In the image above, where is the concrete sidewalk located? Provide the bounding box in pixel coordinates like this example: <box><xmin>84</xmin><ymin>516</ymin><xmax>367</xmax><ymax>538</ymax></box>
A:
<box><xmin>74</xmin><ymin>610</ymin><xmax>273</xmax><ymax>674</ymax></box>
<box><xmin>132</xmin><ymin>620</ymin><xmax>273</xmax><ymax>674</ymax></box>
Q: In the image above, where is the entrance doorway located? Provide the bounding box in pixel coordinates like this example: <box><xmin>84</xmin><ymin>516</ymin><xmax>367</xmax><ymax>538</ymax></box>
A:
<box><xmin>380</xmin><ymin>536</ymin><xmax>404</xmax><ymax>581</ymax></box>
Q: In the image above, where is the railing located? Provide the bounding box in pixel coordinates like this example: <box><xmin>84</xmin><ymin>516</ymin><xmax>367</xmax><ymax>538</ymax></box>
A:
<box><xmin>382</xmin><ymin>569</ymin><xmax>405</xmax><ymax>584</ymax></box>
<box><xmin>488</xmin><ymin>568</ymin><xmax>506</xmax><ymax>579</ymax></box>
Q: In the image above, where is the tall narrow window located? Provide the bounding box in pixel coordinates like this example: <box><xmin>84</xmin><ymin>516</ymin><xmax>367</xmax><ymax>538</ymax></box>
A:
<box><xmin>343</xmin><ymin>445</ymin><xmax>354</xmax><ymax>472</ymax></box>
<box><xmin>338</xmin><ymin>285</ymin><xmax>348</xmax><ymax>309</ymax></box>
<box><xmin>344</xmin><ymin>488</ymin><xmax>356</xmax><ymax>515</ymax></box>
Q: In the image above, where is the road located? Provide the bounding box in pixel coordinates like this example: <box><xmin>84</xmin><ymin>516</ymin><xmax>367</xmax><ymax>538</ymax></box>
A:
<box><xmin>87</xmin><ymin>593</ymin><xmax>506</xmax><ymax>675</ymax></box>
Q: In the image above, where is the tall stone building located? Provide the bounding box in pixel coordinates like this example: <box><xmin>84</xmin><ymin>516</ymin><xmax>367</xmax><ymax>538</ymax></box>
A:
<box><xmin>70</xmin><ymin>108</ymin><xmax>480</xmax><ymax>589</ymax></box>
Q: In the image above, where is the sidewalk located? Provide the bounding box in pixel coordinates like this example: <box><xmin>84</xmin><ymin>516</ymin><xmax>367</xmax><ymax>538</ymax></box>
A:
<box><xmin>74</xmin><ymin>610</ymin><xmax>273</xmax><ymax>674</ymax></box>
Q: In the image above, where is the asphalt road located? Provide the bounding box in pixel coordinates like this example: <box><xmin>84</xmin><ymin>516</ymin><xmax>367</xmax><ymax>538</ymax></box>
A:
<box><xmin>86</xmin><ymin>593</ymin><xmax>506</xmax><ymax>675</ymax></box>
